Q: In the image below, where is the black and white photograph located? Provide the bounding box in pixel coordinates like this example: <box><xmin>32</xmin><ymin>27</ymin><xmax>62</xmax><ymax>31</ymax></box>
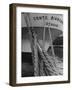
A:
<box><xmin>21</xmin><ymin>13</ymin><xmax>63</xmax><ymax>77</ymax></box>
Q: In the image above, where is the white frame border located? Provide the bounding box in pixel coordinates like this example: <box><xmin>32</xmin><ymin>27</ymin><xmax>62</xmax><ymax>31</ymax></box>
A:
<box><xmin>16</xmin><ymin>7</ymin><xmax>68</xmax><ymax>84</ymax></box>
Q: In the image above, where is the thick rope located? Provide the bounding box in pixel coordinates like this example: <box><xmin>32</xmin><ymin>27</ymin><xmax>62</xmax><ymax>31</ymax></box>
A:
<box><xmin>24</xmin><ymin>14</ymin><xmax>39</xmax><ymax>76</ymax></box>
<box><xmin>24</xmin><ymin>13</ymin><xmax>63</xmax><ymax>76</ymax></box>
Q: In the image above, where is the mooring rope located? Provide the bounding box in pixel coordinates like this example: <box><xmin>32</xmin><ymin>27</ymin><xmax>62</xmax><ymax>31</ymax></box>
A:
<box><xmin>23</xmin><ymin>13</ymin><xmax>63</xmax><ymax>76</ymax></box>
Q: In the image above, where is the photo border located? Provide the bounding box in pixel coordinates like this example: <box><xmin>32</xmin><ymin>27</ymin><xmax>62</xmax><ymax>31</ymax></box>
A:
<box><xmin>9</xmin><ymin>3</ymin><xmax>70</xmax><ymax>86</ymax></box>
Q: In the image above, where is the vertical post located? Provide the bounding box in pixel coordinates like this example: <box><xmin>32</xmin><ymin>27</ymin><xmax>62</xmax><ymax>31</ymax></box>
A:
<box><xmin>43</xmin><ymin>27</ymin><xmax>45</xmax><ymax>50</ymax></box>
<box><xmin>48</xmin><ymin>27</ymin><xmax>56</xmax><ymax>60</ymax></box>
<box><xmin>43</xmin><ymin>18</ymin><xmax>46</xmax><ymax>50</ymax></box>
